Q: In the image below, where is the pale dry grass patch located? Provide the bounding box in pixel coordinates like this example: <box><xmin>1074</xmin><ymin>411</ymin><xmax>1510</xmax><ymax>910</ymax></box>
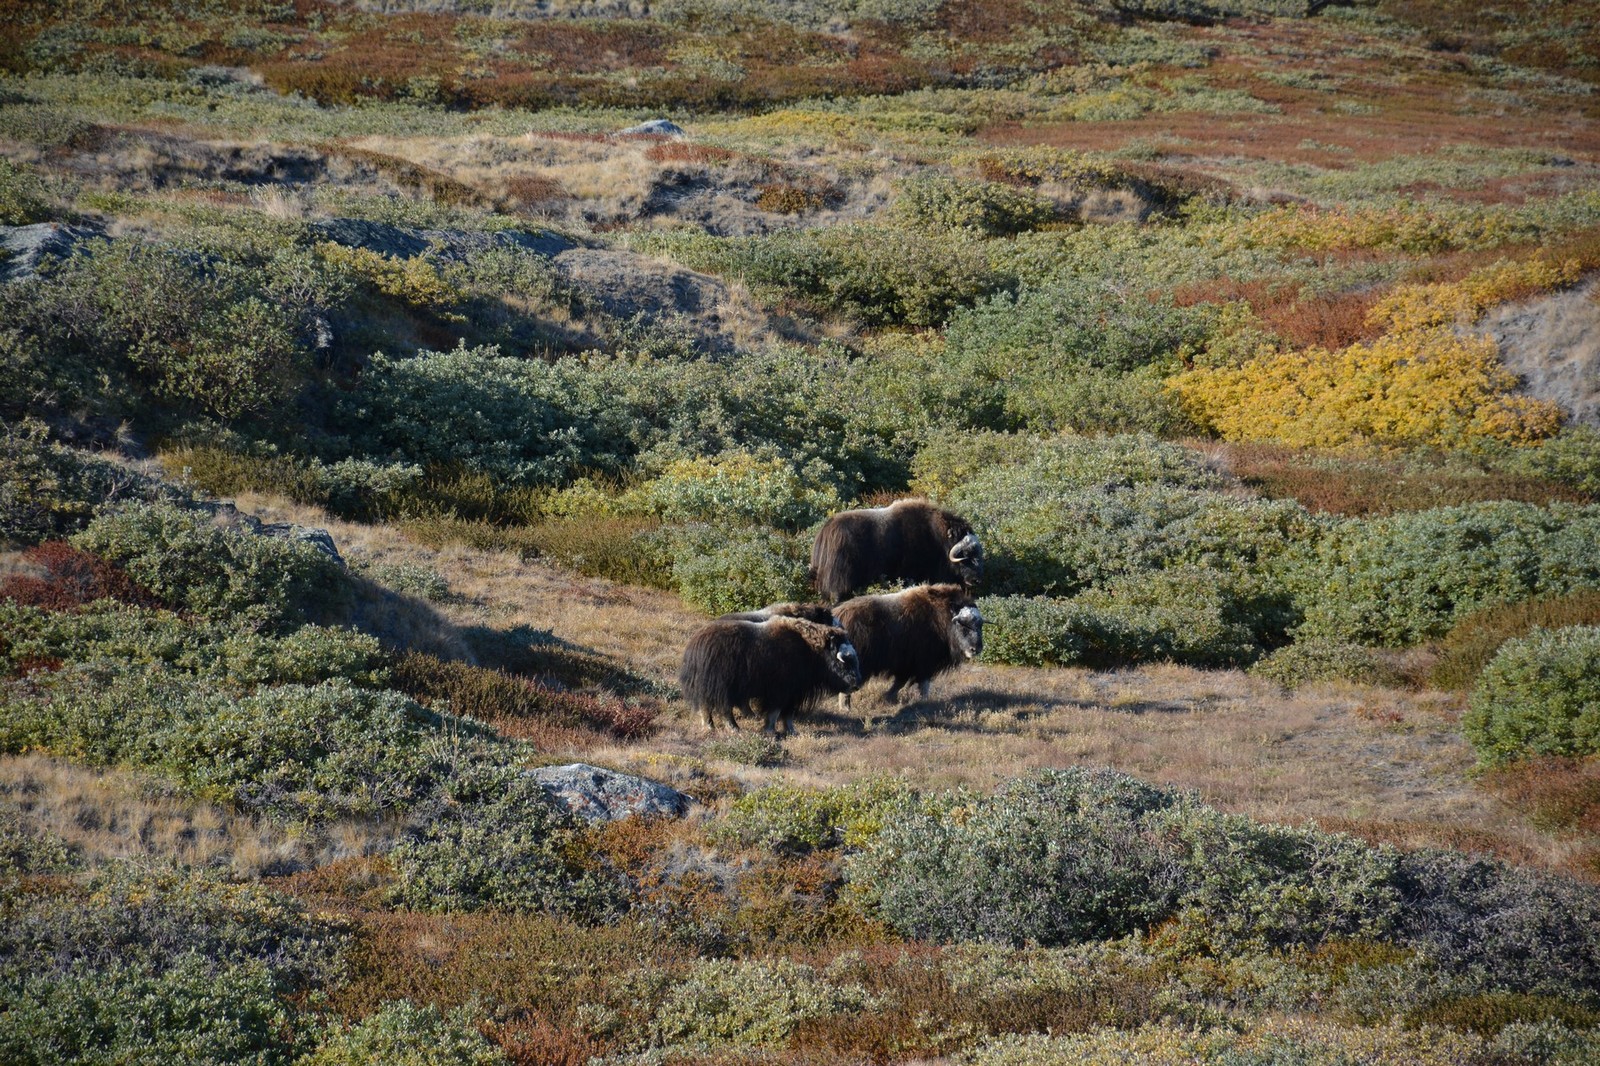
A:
<box><xmin>0</xmin><ymin>754</ymin><xmax>387</xmax><ymax>876</ymax></box>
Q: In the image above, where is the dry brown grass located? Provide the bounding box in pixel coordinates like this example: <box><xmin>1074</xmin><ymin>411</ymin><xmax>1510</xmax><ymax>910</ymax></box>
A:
<box><xmin>0</xmin><ymin>754</ymin><xmax>387</xmax><ymax>876</ymax></box>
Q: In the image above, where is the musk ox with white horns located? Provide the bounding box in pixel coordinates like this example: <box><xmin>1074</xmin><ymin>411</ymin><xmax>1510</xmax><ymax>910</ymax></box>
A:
<box><xmin>679</xmin><ymin>616</ymin><xmax>862</xmax><ymax>735</ymax></box>
<box><xmin>809</xmin><ymin>499</ymin><xmax>982</xmax><ymax>603</ymax></box>
<box><xmin>831</xmin><ymin>583</ymin><xmax>983</xmax><ymax>709</ymax></box>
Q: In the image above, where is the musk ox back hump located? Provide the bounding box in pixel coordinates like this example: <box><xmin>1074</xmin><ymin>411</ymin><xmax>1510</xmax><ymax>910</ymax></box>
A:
<box><xmin>810</xmin><ymin>500</ymin><xmax>981</xmax><ymax>603</ymax></box>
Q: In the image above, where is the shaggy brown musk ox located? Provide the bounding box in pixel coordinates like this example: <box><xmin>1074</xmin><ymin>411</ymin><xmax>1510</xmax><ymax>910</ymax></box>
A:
<box><xmin>809</xmin><ymin>499</ymin><xmax>982</xmax><ymax>603</ymax></box>
<box><xmin>831</xmin><ymin>583</ymin><xmax>983</xmax><ymax>709</ymax></box>
<box><xmin>679</xmin><ymin>616</ymin><xmax>862</xmax><ymax>734</ymax></box>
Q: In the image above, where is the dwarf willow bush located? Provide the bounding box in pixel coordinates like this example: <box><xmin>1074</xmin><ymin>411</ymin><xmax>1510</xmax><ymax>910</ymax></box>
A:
<box><xmin>0</xmin><ymin>864</ymin><xmax>348</xmax><ymax>1066</ymax></box>
<box><xmin>637</xmin><ymin>452</ymin><xmax>843</xmax><ymax>531</ymax></box>
<box><xmin>1463</xmin><ymin>626</ymin><xmax>1600</xmax><ymax>764</ymax></box>
<box><xmin>0</xmin><ymin>602</ymin><xmax>387</xmax><ymax>689</ymax></box>
<box><xmin>70</xmin><ymin>502</ymin><xmax>347</xmax><ymax>631</ymax></box>
<box><xmin>665</xmin><ymin>524</ymin><xmax>811</xmax><ymax>615</ymax></box>
<box><xmin>892</xmin><ymin>174</ymin><xmax>1057</xmax><ymax>236</ymax></box>
<box><xmin>301</xmin><ymin>1002</ymin><xmax>506</xmax><ymax>1066</ymax></box>
<box><xmin>1282</xmin><ymin>503</ymin><xmax>1600</xmax><ymax>646</ymax></box>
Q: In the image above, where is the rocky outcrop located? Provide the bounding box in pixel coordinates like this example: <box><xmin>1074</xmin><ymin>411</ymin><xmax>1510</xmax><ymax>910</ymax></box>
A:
<box><xmin>1482</xmin><ymin>274</ymin><xmax>1600</xmax><ymax>427</ymax></box>
<box><xmin>619</xmin><ymin>119</ymin><xmax>686</xmax><ymax>137</ymax></box>
<box><xmin>526</xmin><ymin>763</ymin><xmax>693</xmax><ymax>822</ymax></box>
<box><xmin>307</xmin><ymin>218</ymin><xmax>576</xmax><ymax>262</ymax></box>
<box><xmin>0</xmin><ymin>222</ymin><xmax>104</xmax><ymax>282</ymax></box>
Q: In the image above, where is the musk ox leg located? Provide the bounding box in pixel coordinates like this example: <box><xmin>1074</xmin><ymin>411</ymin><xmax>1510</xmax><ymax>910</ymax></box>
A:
<box><xmin>727</xmin><ymin>702</ymin><xmax>749</xmax><ymax>730</ymax></box>
<box><xmin>918</xmin><ymin>678</ymin><xmax>933</xmax><ymax>700</ymax></box>
<box><xmin>838</xmin><ymin>691</ymin><xmax>853</xmax><ymax>713</ymax></box>
<box><xmin>884</xmin><ymin>679</ymin><xmax>906</xmax><ymax>704</ymax></box>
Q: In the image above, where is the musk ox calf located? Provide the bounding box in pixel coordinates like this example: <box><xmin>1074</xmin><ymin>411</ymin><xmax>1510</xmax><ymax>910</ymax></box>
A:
<box><xmin>717</xmin><ymin>601</ymin><xmax>835</xmax><ymax>626</ymax></box>
<box><xmin>810</xmin><ymin>499</ymin><xmax>982</xmax><ymax>603</ymax></box>
<box><xmin>679</xmin><ymin>616</ymin><xmax>862</xmax><ymax>735</ymax></box>
<box><xmin>832</xmin><ymin>583</ymin><xmax>983</xmax><ymax>708</ymax></box>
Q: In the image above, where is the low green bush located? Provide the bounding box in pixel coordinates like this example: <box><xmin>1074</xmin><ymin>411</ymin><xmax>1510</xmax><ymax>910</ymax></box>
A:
<box><xmin>70</xmin><ymin>502</ymin><xmax>348</xmax><ymax>631</ymax></box>
<box><xmin>637</xmin><ymin>958</ymin><xmax>876</xmax><ymax>1055</ymax></box>
<box><xmin>1249</xmin><ymin>639</ymin><xmax>1398</xmax><ymax>689</ymax></box>
<box><xmin>1431</xmin><ymin>590</ymin><xmax>1600</xmax><ymax>690</ymax></box>
<box><xmin>0</xmin><ymin>159</ymin><xmax>53</xmax><ymax>225</ymax></box>
<box><xmin>1283</xmin><ymin>503</ymin><xmax>1600</xmax><ymax>647</ymax></box>
<box><xmin>1396</xmin><ymin>848</ymin><xmax>1600</xmax><ymax>1005</ymax></box>
<box><xmin>1</xmin><ymin>419</ymin><xmax>175</xmax><ymax>546</ymax></box>
<box><xmin>976</xmin><ymin>596</ymin><xmax>1087</xmax><ymax>668</ymax></box>
<box><xmin>717</xmin><ymin>779</ymin><xmax>922</xmax><ymax>854</ymax></box>
<box><xmin>0</xmin><ymin>807</ymin><xmax>74</xmax><ymax>877</ymax></box>
<box><xmin>851</xmin><ymin>768</ymin><xmax>1197</xmax><ymax>945</ymax></box>
<box><xmin>892</xmin><ymin>175</ymin><xmax>1057</xmax><ymax>237</ymax></box>
<box><xmin>1463</xmin><ymin>626</ymin><xmax>1600</xmax><ymax>764</ymax></box>
<box><xmin>301</xmin><ymin>1001</ymin><xmax>506</xmax><ymax>1066</ymax></box>
<box><xmin>1499</xmin><ymin>426</ymin><xmax>1600</xmax><ymax>499</ymax></box>
<box><xmin>0</xmin><ymin>864</ymin><xmax>348</xmax><ymax>1066</ymax></box>
<box><xmin>0</xmin><ymin>601</ymin><xmax>387</xmax><ymax>689</ymax></box>
<box><xmin>636</xmin><ymin>452</ymin><xmax>842</xmax><ymax>532</ymax></box>
<box><xmin>163</xmin><ymin>446</ymin><xmax>424</xmax><ymax>523</ymax></box>
<box><xmin>665</xmin><ymin>524</ymin><xmax>812</xmax><ymax>615</ymax></box>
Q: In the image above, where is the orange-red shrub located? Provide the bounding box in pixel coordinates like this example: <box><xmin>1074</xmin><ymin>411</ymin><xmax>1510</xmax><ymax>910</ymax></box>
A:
<box><xmin>0</xmin><ymin>541</ymin><xmax>157</xmax><ymax>611</ymax></box>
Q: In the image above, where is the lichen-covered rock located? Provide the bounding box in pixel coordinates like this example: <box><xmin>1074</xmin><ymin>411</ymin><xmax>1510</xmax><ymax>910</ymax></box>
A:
<box><xmin>619</xmin><ymin>119</ymin><xmax>685</xmax><ymax>137</ymax></box>
<box><xmin>526</xmin><ymin>763</ymin><xmax>692</xmax><ymax>822</ymax></box>
<box><xmin>308</xmin><ymin>218</ymin><xmax>575</xmax><ymax>262</ymax></box>
<box><xmin>0</xmin><ymin>222</ymin><xmax>104</xmax><ymax>282</ymax></box>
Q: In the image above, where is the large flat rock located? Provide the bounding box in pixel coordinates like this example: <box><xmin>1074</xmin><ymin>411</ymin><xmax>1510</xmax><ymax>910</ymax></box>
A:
<box><xmin>527</xmin><ymin>763</ymin><xmax>692</xmax><ymax>823</ymax></box>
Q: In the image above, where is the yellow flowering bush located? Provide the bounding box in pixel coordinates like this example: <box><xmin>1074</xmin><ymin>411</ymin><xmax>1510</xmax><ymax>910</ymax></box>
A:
<box><xmin>1169</xmin><ymin>257</ymin><xmax>1573</xmax><ymax>449</ymax></box>
<box><xmin>314</xmin><ymin>242</ymin><xmax>460</xmax><ymax>308</ymax></box>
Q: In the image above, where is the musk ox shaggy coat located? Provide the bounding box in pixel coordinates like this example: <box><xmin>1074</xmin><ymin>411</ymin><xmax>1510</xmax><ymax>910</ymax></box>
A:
<box><xmin>717</xmin><ymin>601</ymin><xmax>836</xmax><ymax>626</ymax></box>
<box><xmin>832</xmin><ymin>583</ymin><xmax>983</xmax><ymax>707</ymax></box>
<box><xmin>679</xmin><ymin>616</ymin><xmax>862</xmax><ymax>734</ymax></box>
<box><xmin>809</xmin><ymin>499</ymin><xmax>982</xmax><ymax>603</ymax></box>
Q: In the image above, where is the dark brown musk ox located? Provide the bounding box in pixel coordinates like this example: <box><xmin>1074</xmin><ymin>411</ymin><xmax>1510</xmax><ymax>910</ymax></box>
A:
<box><xmin>809</xmin><ymin>499</ymin><xmax>982</xmax><ymax>604</ymax></box>
<box><xmin>679</xmin><ymin>616</ymin><xmax>862</xmax><ymax>735</ymax></box>
<box><xmin>832</xmin><ymin>583</ymin><xmax>982</xmax><ymax>709</ymax></box>
<box><xmin>717</xmin><ymin>601</ymin><xmax>836</xmax><ymax>626</ymax></box>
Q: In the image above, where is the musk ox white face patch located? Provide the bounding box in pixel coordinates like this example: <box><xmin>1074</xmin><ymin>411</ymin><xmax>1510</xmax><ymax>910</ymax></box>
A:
<box><xmin>953</xmin><ymin>605</ymin><xmax>983</xmax><ymax>659</ymax></box>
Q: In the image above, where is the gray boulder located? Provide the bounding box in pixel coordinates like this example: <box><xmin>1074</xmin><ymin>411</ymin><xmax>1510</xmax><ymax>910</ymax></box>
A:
<box><xmin>0</xmin><ymin>222</ymin><xmax>104</xmax><ymax>282</ymax></box>
<box><xmin>308</xmin><ymin>218</ymin><xmax>575</xmax><ymax>262</ymax></box>
<box><xmin>527</xmin><ymin>763</ymin><xmax>692</xmax><ymax>823</ymax></box>
<box><xmin>619</xmin><ymin>119</ymin><xmax>685</xmax><ymax>137</ymax></box>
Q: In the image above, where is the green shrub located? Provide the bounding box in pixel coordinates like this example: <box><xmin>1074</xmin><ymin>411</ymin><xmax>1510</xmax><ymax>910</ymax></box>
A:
<box><xmin>892</xmin><ymin>175</ymin><xmax>1057</xmax><ymax>237</ymax></box>
<box><xmin>1463</xmin><ymin>626</ymin><xmax>1600</xmax><ymax>764</ymax></box>
<box><xmin>851</xmin><ymin>769</ymin><xmax>1431</xmax><ymax>956</ymax></box>
<box><xmin>636</xmin><ymin>958</ymin><xmax>876</xmax><ymax>1055</ymax></box>
<box><xmin>1432</xmin><ymin>589</ymin><xmax>1600</xmax><ymax>690</ymax></box>
<box><xmin>636</xmin><ymin>452</ymin><xmax>843</xmax><ymax>531</ymax></box>
<box><xmin>943</xmin><ymin>276</ymin><xmax>1211</xmax><ymax>376</ymax></box>
<box><xmin>665</xmin><ymin>524</ymin><xmax>812</xmax><ymax>615</ymax></box>
<box><xmin>716</xmin><ymin>779</ymin><xmax>922</xmax><ymax>854</ymax></box>
<box><xmin>1395</xmin><ymin>849</ymin><xmax>1600</xmax><ymax>1005</ymax></box>
<box><xmin>70</xmin><ymin>502</ymin><xmax>347</xmax><ymax>631</ymax></box>
<box><xmin>950</xmin><ymin>477</ymin><xmax>1312</xmax><ymax>598</ymax></box>
<box><xmin>0</xmin><ymin>807</ymin><xmax>74</xmax><ymax>877</ymax></box>
<box><xmin>635</xmin><ymin>224</ymin><xmax>1005</xmax><ymax>329</ymax></box>
<box><xmin>851</xmin><ymin>768</ymin><xmax>1197</xmax><ymax>945</ymax></box>
<box><xmin>1283</xmin><ymin>503</ymin><xmax>1600</xmax><ymax>647</ymax></box>
<box><xmin>344</xmin><ymin>346</ymin><xmax>624</xmax><ymax>486</ymax></box>
<box><xmin>976</xmin><ymin>596</ymin><xmax>1086</xmax><ymax>667</ymax></box>
<box><xmin>1250</xmin><ymin>639</ymin><xmax>1398</xmax><ymax>689</ymax></box>
<box><xmin>0</xmin><ymin>159</ymin><xmax>53</xmax><ymax>225</ymax></box>
<box><xmin>386</xmin><ymin>760</ymin><xmax>624</xmax><ymax>917</ymax></box>
<box><xmin>301</xmin><ymin>1001</ymin><xmax>506</xmax><ymax>1066</ymax></box>
<box><xmin>0</xmin><ymin>601</ymin><xmax>387</xmax><ymax>689</ymax></box>
<box><xmin>1</xmin><ymin>420</ymin><xmax>174</xmax><ymax>546</ymax></box>
<box><xmin>0</xmin><ymin>863</ymin><xmax>348</xmax><ymax>1066</ymax></box>
<box><xmin>1499</xmin><ymin>425</ymin><xmax>1600</xmax><ymax>498</ymax></box>
<box><xmin>2</xmin><ymin>239</ymin><xmax>310</xmax><ymax>423</ymax></box>
<box><xmin>163</xmin><ymin>446</ymin><xmax>424</xmax><ymax>523</ymax></box>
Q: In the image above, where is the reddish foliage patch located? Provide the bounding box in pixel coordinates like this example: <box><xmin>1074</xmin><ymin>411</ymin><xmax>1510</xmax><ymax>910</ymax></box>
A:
<box><xmin>503</xmin><ymin>175</ymin><xmax>567</xmax><ymax>208</ymax></box>
<box><xmin>0</xmin><ymin>541</ymin><xmax>158</xmax><ymax>611</ymax></box>
<box><xmin>643</xmin><ymin>142</ymin><xmax>741</xmax><ymax>166</ymax></box>
<box><xmin>1482</xmin><ymin>756</ymin><xmax>1600</xmax><ymax>836</ymax></box>
<box><xmin>391</xmin><ymin>652</ymin><xmax>660</xmax><ymax>745</ymax></box>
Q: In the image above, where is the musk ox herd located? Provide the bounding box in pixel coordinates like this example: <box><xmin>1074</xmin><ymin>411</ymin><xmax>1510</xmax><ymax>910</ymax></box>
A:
<box><xmin>679</xmin><ymin>499</ymin><xmax>986</xmax><ymax>735</ymax></box>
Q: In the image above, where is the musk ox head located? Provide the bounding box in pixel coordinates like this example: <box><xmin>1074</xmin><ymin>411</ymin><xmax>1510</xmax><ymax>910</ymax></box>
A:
<box><xmin>951</xmin><ymin>603</ymin><xmax>983</xmax><ymax>660</ymax></box>
<box><xmin>823</xmin><ymin>628</ymin><xmax>864</xmax><ymax>691</ymax></box>
<box><xmin>946</xmin><ymin>530</ymin><xmax>983</xmax><ymax>586</ymax></box>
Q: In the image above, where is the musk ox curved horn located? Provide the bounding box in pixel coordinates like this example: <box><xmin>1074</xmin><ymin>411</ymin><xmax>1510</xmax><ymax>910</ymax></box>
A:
<box><xmin>948</xmin><ymin>533</ymin><xmax>981</xmax><ymax>563</ymax></box>
<box><xmin>955</xmin><ymin>605</ymin><xmax>981</xmax><ymax>624</ymax></box>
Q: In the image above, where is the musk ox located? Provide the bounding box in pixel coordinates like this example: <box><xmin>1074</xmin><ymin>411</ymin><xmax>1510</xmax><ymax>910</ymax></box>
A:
<box><xmin>679</xmin><ymin>616</ymin><xmax>862</xmax><ymax>735</ymax></box>
<box><xmin>832</xmin><ymin>583</ymin><xmax>982</xmax><ymax>708</ymax></box>
<box><xmin>809</xmin><ymin>499</ymin><xmax>982</xmax><ymax>603</ymax></box>
<box><xmin>717</xmin><ymin>601</ymin><xmax>836</xmax><ymax>626</ymax></box>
